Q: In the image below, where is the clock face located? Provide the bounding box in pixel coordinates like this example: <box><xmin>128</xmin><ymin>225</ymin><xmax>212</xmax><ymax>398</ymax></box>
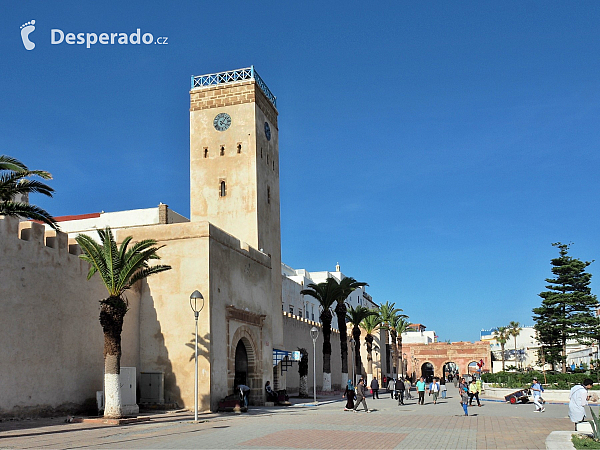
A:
<box><xmin>264</xmin><ymin>122</ymin><xmax>271</xmax><ymax>141</ymax></box>
<box><xmin>213</xmin><ymin>113</ymin><xmax>231</xmax><ymax>131</ymax></box>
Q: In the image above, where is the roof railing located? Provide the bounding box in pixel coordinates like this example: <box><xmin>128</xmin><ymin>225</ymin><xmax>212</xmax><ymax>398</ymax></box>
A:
<box><xmin>191</xmin><ymin>65</ymin><xmax>276</xmax><ymax>107</ymax></box>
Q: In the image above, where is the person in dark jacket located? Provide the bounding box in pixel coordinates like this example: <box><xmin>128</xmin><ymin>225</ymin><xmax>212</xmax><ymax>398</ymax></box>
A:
<box><xmin>370</xmin><ymin>377</ymin><xmax>380</xmax><ymax>399</ymax></box>
<box><xmin>395</xmin><ymin>377</ymin><xmax>405</xmax><ymax>405</ymax></box>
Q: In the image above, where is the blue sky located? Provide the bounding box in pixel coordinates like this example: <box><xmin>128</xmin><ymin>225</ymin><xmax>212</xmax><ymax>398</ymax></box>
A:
<box><xmin>3</xmin><ymin>1</ymin><xmax>600</xmax><ymax>342</ymax></box>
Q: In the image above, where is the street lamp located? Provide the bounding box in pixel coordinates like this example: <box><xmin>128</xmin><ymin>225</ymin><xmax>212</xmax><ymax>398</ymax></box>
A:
<box><xmin>190</xmin><ymin>290</ymin><xmax>204</xmax><ymax>422</ymax></box>
<box><xmin>350</xmin><ymin>337</ymin><xmax>356</xmax><ymax>384</ymax></box>
<box><xmin>310</xmin><ymin>327</ymin><xmax>319</xmax><ymax>404</ymax></box>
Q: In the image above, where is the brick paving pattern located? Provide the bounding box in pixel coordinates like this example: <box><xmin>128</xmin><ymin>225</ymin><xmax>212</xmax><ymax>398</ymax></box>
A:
<box><xmin>0</xmin><ymin>394</ymin><xmax>574</xmax><ymax>449</ymax></box>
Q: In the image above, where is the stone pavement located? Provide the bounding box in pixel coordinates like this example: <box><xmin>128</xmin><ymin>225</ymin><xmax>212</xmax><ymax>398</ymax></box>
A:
<box><xmin>0</xmin><ymin>392</ymin><xmax>574</xmax><ymax>449</ymax></box>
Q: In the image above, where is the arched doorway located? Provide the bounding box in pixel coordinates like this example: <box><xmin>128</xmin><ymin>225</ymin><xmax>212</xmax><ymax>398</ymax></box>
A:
<box><xmin>234</xmin><ymin>340</ymin><xmax>248</xmax><ymax>388</ymax></box>
<box><xmin>421</xmin><ymin>362</ymin><xmax>434</xmax><ymax>382</ymax></box>
<box><xmin>443</xmin><ymin>362</ymin><xmax>458</xmax><ymax>381</ymax></box>
<box><xmin>468</xmin><ymin>361</ymin><xmax>479</xmax><ymax>378</ymax></box>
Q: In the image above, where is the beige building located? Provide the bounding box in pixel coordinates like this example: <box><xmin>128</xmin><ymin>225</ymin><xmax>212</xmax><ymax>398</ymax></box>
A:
<box><xmin>0</xmin><ymin>67</ymin><xmax>316</xmax><ymax>416</ymax></box>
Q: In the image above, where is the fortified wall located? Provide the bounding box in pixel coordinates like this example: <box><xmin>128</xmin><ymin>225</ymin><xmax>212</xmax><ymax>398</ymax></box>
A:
<box><xmin>0</xmin><ymin>216</ymin><xmax>141</xmax><ymax>417</ymax></box>
<box><xmin>404</xmin><ymin>341</ymin><xmax>491</xmax><ymax>379</ymax></box>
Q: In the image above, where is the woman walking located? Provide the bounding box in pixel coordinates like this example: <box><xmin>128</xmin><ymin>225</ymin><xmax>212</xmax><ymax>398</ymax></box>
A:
<box><xmin>343</xmin><ymin>380</ymin><xmax>355</xmax><ymax>411</ymax></box>
<box><xmin>459</xmin><ymin>377</ymin><xmax>469</xmax><ymax>416</ymax></box>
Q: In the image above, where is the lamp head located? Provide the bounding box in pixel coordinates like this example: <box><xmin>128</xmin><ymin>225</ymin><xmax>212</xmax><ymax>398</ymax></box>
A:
<box><xmin>310</xmin><ymin>326</ymin><xmax>319</xmax><ymax>341</ymax></box>
<box><xmin>190</xmin><ymin>290</ymin><xmax>205</xmax><ymax>314</ymax></box>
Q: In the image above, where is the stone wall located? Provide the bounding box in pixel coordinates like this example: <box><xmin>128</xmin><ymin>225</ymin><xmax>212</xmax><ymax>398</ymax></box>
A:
<box><xmin>0</xmin><ymin>216</ymin><xmax>140</xmax><ymax>417</ymax></box>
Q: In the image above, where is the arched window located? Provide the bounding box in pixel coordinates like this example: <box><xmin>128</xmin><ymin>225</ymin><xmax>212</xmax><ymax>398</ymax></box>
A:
<box><xmin>204</xmin><ymin>148</ymin><xmax>208</xmax><ymax>158</ymax></box>
<box><xmin>237</xmin><ymin>143</ymin><xmax>242</xmax><ymax>154</ymax></box>
<box><xmin>220</xmin><ymin>181</ymin><xmax>226</xmax><ymax>197</ymax></box>
<box><xmin>220</xmin><ymin>146</ymin><xmax>225</xmax><ymax>156</ymax></box>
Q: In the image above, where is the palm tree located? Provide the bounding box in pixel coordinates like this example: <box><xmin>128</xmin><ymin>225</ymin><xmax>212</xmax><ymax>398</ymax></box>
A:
<box><xmin>301</xmin><ymin>277</ymin><xmax>340</xmax><ymax>391</ymax></box>
<box><xmin>332</xmin><ymin>277</ymin><xmax>368</xmax><ymax>386</ymax></box>
<box><xmin>379</xmin><ymin>301</ymin><xmax>406</xmax><ymax>376</ymax></box>
<box><xmin>76</xmin><ymin>226</ymin><xmax>171</xmax><ymax>418</ymax></box>
<box><xmin>0</xmin><ymin>155</ymin><xmax>58</xmax><ymax>229</ymax></box>
<box><xmin>361</xmin><ymin>314</ymin><xmax>381</xmax><ymax>378</ymax></box>
<box><xmin>393</xmin><ymin>317</ymin><xmax>411</xmax><ymax>377</ymax></box>
<box><xmin>508</xmin><ymin>321</ymin><xmax>522</xmax><ymax>368</ymax></box>
<box><xmin>493</xmin><ymin>326</ymin><xmax>510</xmax><ymax>371</ymax></box>
<box><xmin>297</xmin><ymin>348</ymin><xmax>309</xmax><ymax>397</ymax></box>
<box><xmin>346</xmin><ymin>305</ymin><xmax>376</xmax><ymax>380</ymax></box>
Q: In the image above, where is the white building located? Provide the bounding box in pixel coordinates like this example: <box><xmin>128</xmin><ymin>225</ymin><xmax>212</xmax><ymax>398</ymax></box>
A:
<box><xmin>281</xmin><ymin>263</ymin><xmax>376</xmax><ymax>330</ymax></box>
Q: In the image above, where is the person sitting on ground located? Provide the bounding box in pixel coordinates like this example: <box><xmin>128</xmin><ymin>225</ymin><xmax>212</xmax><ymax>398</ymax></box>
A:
<box><xmin>265</xmin><ymin>381</ymin><xmax>278</xmax><ymax>402</ymax></box>
<box><xmin>570</xmin><ymin>378</ymin><xmax>594</xmax><ymax>429</ymax></box>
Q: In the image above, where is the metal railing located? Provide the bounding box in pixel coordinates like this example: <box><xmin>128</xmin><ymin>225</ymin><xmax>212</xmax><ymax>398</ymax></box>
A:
<box><xmin>191</xmin><ymin>65</ymin><xmax>277</xmax><ymax>107</ymax></box>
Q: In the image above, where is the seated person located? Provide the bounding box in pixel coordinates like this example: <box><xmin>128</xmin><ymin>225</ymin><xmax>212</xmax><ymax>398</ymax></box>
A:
<box><xmin>265</xmin><ymin>381</ymin><xmax>278</xmax><ymax>402</ymax></box>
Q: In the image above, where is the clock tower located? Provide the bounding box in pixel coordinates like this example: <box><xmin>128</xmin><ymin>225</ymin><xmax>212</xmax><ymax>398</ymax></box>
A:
<box><xmin>189</xmin><ymin>67</ymin><xmax>283</xmax><ymax>350</ymax></box>
<box><xmin>189</xmin><ymin>66</ymin><xmax>280</xmax><ymax>261</ymax></box>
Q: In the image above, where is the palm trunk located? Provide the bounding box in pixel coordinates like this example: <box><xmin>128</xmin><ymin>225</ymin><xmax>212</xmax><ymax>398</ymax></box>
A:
<box><xmin>391</xmin><ymin>330</ymin><xmax>398</xmax><ymax>375</ymax></box>
<box><xmin>501</xmin><ymin>343</ymin><xmax>505</xmax><ymax>371</ymax></box>
<box><xmin>320</xmin><ymin>310</ymin><xmax>332</xmax><ymax>391</ymax></box>
<box><xmin>100</xmin><ymin>296</ymin><xmax>127</xmax><ymax>418</ymax></box>
<box><xmin>352</xmin><ymin>327</ymin><xmax>362</xmax><ymax>380</ymax></box>
<box><xmin>335</xmin><ymin>303</ymin><xmax>349</xmax><ymax>383</ymax></box>
<box><xmin>365</xmin><ymin>334</ymin><xmax>373</xmax><ymax>375</ymax></box>
<box><xmin>397</xmin><ymin>336</ymin><xmax>404</xmax><ymax>377</ymax></box>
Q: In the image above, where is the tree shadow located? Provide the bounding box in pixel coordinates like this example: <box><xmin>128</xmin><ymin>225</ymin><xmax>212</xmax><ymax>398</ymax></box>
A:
<box><xmin>185</xmin><ymin>333</ymin><xmax>210</xmax><ymax>362</ymax></box>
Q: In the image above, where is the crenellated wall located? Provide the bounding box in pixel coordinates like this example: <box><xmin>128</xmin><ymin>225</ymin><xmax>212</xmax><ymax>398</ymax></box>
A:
<box><xmin>0</xmin><ymin>216</ymin><xmax>141</xmax><ymax>417</ymax></box>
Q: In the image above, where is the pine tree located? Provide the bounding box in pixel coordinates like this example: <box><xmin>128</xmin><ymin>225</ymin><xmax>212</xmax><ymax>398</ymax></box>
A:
<box><xmin>532</xmin><ymin>242</ymin><xmax>599</xmax><ymax>373</ymax></box>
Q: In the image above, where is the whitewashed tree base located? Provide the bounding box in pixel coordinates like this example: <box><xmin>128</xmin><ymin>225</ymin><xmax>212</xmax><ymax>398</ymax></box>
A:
<box><xmin>341</xmin><ymin>373</ymin><xmax>348</xmax><ymax>388</ymax></box>
<box><xmin>322</xmin><ymin>373</ymin><xmax>331</xmax><ymax>392</ymax></box>
<box><xmin>299</xmin><ymin>376</ymin><xmax>308</xmax><ymax>396</ymax></box>
<box><xmin>104</xmin><ymin>373</ymin><xmax>123</xmax><ymax>418</ymax></box>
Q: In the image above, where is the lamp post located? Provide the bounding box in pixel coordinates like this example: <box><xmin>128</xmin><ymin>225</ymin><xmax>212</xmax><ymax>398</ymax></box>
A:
<box><xmin>350</xmin><ymin>337</ymin><xmax>356</xmax><ymax>384</ymax></box>
<box><xmin>310</xmin><ymin>327</ymin><xmax>319</xmax><ymax>404</ymax></box>
<box><xmin>190</xmin><ymin>290</ymin><xmax>204</xmax><ymax>422</ymax></box>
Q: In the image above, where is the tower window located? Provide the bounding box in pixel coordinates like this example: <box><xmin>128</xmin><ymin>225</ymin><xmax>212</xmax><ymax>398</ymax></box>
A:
<box><xmin>267</xmin><ymin>186</ymin><xmax>271</xmax><ymax>204</ymax></box>
<box><xmin>220</xmin><ymin>146</ymin><xmax>225</xmax><ymax>156</ymax></box>
<box><xmin>237</xmin><ymin>143</ymin><xmax>242</xmax><ymax>154</ymax></box>
<box><xmin>260</xmin><ymin>147</ymin><xmax>263</xmax><ymax>158</ymax></box>
<box><xmin>273</xmin><ymin>161</ymin><xmax>275</xmax><ymax>170</ymax></box>
<box><xmin>219</xmin><ymin>180</ymin><xmax>226</xmax><ymax>197</ymax></box>
<box><xmin>204</xmin><ymin>148</ymin><xmax>208</xmax><ymax>158</ymax></box>
<box><xmin>267</xmin><ymin>154</ymin><xmax>269</xmax><ymax>165</ymax></box>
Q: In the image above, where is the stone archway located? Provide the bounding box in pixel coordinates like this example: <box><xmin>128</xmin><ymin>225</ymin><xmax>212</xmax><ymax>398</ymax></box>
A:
<box><xmin>443</xmin><ymin>361</ymin><xmax>458</xmax><ymax>381</ymax></box>
<box><xmin>228</xmin><ymin>326</ymin><xmax>260</xmax><ymax>404</ymax></box>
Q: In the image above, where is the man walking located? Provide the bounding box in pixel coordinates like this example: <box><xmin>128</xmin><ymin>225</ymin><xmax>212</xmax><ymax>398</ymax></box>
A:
<box><xmin>395</xmin><ymin>377</ymin><xmax>405</xmax><ymax>405</ymax></box>
<box><xmin>416</xmin><ymin>377</ymin><xmax>426</xmax><ymax>405</ymax></box>
<box><xmin>531</xmin><ymin>377</ymin><xmax>545</xmax><ymax>412</ymax></box>
<box><xmin>370</xmin><ymin>377</ymin><xmax>380</xmax><ymax>399</ymax></box>
<box><xmin>388</xmin><ymin>377</ymin><xmax>395</xmax><ymax>399</ymax></box>
<box><xmin>430</xmin><ymin>377</ymin><xmax>440</xmax><ymax>404</ymax></box>
<box><xmin>468</xmin><ymin>379</ymin><xmax>481</xmax><ymax>407</ymax></box>
<box><xmin>353</xmin><ymin>378</ymin><xmax>370</xmax><ymax>413</ymax></box>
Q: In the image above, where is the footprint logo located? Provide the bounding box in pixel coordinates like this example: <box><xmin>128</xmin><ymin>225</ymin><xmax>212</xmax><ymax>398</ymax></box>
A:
<box><xmin>20</xmin><ymin>20</ymin><xmax>36</xmax><ymax>50</ymax></box>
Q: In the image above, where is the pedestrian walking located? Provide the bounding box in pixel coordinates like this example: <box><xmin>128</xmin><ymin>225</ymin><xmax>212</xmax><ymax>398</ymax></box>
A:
<box><xmin>459</xmin><ymin>377</ymin><xmax>469</xmax><ymax>416</ymax></box>
<box><xmin>370</xmin><ymin>377</ymin><xmax>380</xmax><ymax>399</ymax></box>
<box><xmin>343</xmin><ymin>379</ymin><xmax>356</xmax><ymax>411</ymax></box>
<box><xmin>416</xmin><ymin>377</ymin><xmax>426</xmax><ymax>405</ymax></box>
<box><xmin>569</xmin><ymin>378</ymin><xmax>593</xmax><ymax>427</ymax></box>
<box><xmin>395</xmin><ymin>377</ymin><xmax>405</xmax><ymax>405</ymax></box>
<box><xmin>353</xmin><ymin>378</ymin><xmax>370</xmax><ymax>413</ymax></box>
<box><xmin>430</xmin><ymin>377</ymin><xmax>440</xmax><ymax>404</ymax></box>
<box><xmin>531</xmin><ymin>377</ymin><xmax>545</xmax><ymax>412</ymax></box>
<box><xmin>468</xmin><ymin>379</ymin><xmax>481</xmax><ymax>407</ymax></box>
<box><xmin>404</xmin><ymin>378</ymin><xmax>412</xmax><ymax>399</ymax></box>
<box><xmin>387</xmin><ymin>377</ymin><xmax>395</xmax><ymax>399</ymax></box>
<box><xmin>440</xmin><ymin>378</ymin><xmax>447</xmax><ymax>399</ymax></box>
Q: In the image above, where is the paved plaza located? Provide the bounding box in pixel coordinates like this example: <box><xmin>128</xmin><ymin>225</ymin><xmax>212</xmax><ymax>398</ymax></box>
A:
<box><xmin>0</xmin><ymin>391</ymin><xmax>574</xmax><ymax>449</ymax></box>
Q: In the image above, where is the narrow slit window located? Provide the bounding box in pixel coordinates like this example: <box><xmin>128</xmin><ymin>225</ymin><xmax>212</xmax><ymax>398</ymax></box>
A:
<box><xmin>267</xmin><ymin>154</ymin><xmax>269</xmax><ymax>165</ymax></box>
<box><xmin>204</xmin><ymin>148</ymin><xmax>208</xmax><ymax>158</ymax></box>
<box><xmin>220</xmin><ymin>181</ymin><xmax>226</xmax><ymax>197</ymax></box>
<box><xmin>267</xmin><ymin>186</ymin><xmax>271</xmax><ymax>204</ymax></box>
<box><xmin>260</xmin><ymin>147</ymin><xmax>263</xmax><ymax>158</ymax></box>
<box><xmin>273</xmin><ymin>161</ymin><xmax>275</xmax><ymax>170</ymax></box>
<box><xmin>237</xmin><ymin>143</ymin><xmax>242</xmax><ymax>154</ymax></box>
<box><xmin>220</xmin><ymin>146</ymin><xmax>225</xmax><ymax>156</ymax></box>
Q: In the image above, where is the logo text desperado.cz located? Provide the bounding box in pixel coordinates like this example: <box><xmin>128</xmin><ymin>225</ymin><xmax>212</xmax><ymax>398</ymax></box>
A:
<box><xmin>51</xmin><ymin>29</ymin><xmax>167</xmax><ymax>48</ymax></box>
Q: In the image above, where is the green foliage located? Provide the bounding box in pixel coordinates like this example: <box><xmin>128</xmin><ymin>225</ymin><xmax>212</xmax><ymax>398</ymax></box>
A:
<box><xmin>482</xmin><ymin>371</ymin><xmax>600</xmax><ymax>389</ymax></box>
<box><xmin>573</xmin><ymin>433</ymin><xmax>600</xmax><ymax>448</ymax></box>
<box><xmin>0</xmin><ymin>155</ymin><xmax>58</xmax><ymax>229</ymax></box>
<box><xmin>533</xmin><ymin>243</ymin><xmax>599</xmax><ymax>372</ymax></box>
<box><xmin>76</xmin><ymin>227</ymin><xmax>172</xmax><ymax>298</ymax></box>
<box><xmin>590</xmin><ymin>407</ymin><xmax>600</xmax><ymax>442</ymax></box>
